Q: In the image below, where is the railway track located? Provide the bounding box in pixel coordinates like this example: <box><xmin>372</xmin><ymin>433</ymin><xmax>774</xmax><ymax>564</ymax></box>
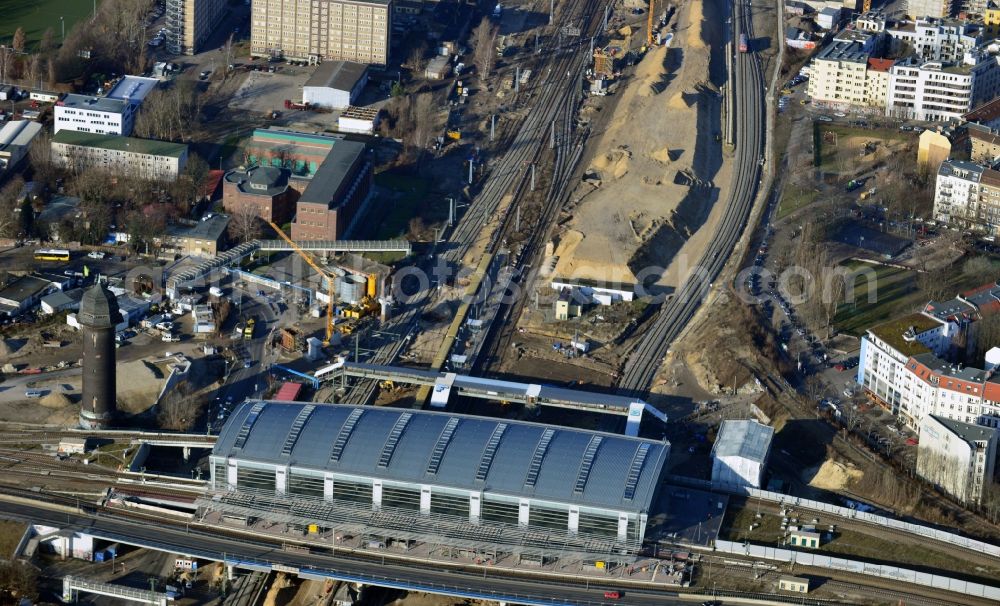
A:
<box><xmin>339</xmin><ymin>0</ymin><xmax>606</xmax><ymax>405</ymax></box>
<box><xmin>616</xmin><ymin>0</ymin><xmax>766</xmax><ymax>395</ymax></box>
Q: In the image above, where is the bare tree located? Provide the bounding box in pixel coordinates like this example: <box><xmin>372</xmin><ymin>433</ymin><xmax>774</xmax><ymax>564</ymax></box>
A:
<box><xmin>229</xmin><ymin>204</ymin><xmax>262</xmax><ymax>243</ymax></box>
<box><xmin>39</xmin><ymin>28</ymin><xmax>55</xmax><ymax>54</ymax></box>
<box><xmin>0</xmin><ymin>177</ymin><xmax>26</xmax><ymax>239</ymax></box>
<box><xmin>25</xmin><ymin>55</ymin><xmax>40</xmax><ymax>90</ymax></box>
<box><xmin>11</xmin><ymin>28</ymin><xmax>26</xmax><ymax>54</ymax></box>
<box><xmin>46</xmin><ymin>58</ymin><xmax>57</xmax><ymax>89</ymax></box>
<box><xmin>223</xmin><ymin>34</ymin><xmax>235</xmax><ymax>82</ymax></box>
<box><xmin>472</xmin><ymin>17</ymin><xmax>498</xmax><ymax>82</ymax></box>
<box><xmin>157</xmin><ymin>380</ymin><xmax>202</xmax><ymax>431</ymax></box>
<box><xmin>408</xmin><ymin>92</ymin><xmax>436</xmax><ymax>162</ymax></box>
<box><xmin>406</xmin><ymin>42</ymin><xmax>428</xmax><ymax>72</ymax></box>
<box><xmin>0</xmin><ymin>47</ymin><xmax>12</xmax><ymax>85</ymax></box>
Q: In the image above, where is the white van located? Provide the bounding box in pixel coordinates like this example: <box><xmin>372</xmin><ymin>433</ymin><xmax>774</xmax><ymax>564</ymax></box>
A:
<box><xmin>25</xmin><ymin>390</ymin><xmax>43</xmax><ymax>398</ymax></box>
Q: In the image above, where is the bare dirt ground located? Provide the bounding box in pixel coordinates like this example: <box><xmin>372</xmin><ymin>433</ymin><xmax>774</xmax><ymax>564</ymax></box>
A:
<box><xmin>553</xmin><ymin>0</ymin><xmax>732</xmax><ymax>288</ymax></box>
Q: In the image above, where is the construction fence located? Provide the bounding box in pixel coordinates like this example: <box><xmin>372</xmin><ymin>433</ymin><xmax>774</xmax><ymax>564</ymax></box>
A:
<box><xmin>715</xmin><ymin>539</ymin><xmax>1000</xmax><ymax>601</ymax></box>
<box><xmin>668</xmin><ymin>475</ymin><xmax>1000</xmax><ymax>558</ymax></box>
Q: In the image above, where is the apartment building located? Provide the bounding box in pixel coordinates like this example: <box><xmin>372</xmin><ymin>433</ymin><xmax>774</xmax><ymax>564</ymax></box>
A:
<box><xmin>886</xmin><ymin>52</ymin><xmax>1000</xmax><ymax>122</ymax></box>
<box><xmin>933</xmin><ymin>159</ymin><xmax>1000</xmax><ymax>234</ymax></box>
<box><xmin>987</xmin><ymin>1</ymin><xmax>1000</xmax><ymax>40</ymax></box>
<box><xmin>165</xmin><ymin>0</ymin><xmax>227</xmax><ymax>55</ymax></box>
<box><xmin>858</xmin><ymin>284</ymin><xmax>1000</xmax><ymax>430</ymax></box>
<box><xmin>886</xmin><ymin>18</ymin><xmax>980</xmax><ymax>64</ymax></box>
<box><xmin>858</xmin><ymin>312</ymin><xmax>952</xmax><ymax>426</ymax></box>
<box><xmin>916</xmin><ymin>414</ymin><xmax>996</xmax><ymax>505</ymax></box>
<box><xmin>968</xmin><ymin>125</ymin><xmax>1000</xmax><ymax>162</ymax></box>
<box><xmin>251</xmin><ymin>0</ymin><xmax>392</xmax><ymax>65</ymax></box>
<box><xmin>50</xmin><ymin>130</ymin><xmax>188</xmax><ymax>181</ymax></box>
<box><xmin>806</xmin><ymin>41</ymin><xmax>872</xmax><ymax>106</ymax></box>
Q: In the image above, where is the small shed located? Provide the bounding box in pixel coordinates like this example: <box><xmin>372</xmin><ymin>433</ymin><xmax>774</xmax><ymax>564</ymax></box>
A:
<box><xmin>303</xmin><ymin>61</ymin><xmax>368</xmax><ymax>110</ymax></box>
<box><xmin>338</xmin><ymin>106</ymin><xmax>381</xmax><ymax>134</ymax></box>
<box><xmin>789</xmin><ymin>525</ymin><xmax>822</xmax><ymax>549</ymax></box>
<box><xmin>778</xmin><ymin>575</ymin><xmax>809</xmax><ymax>593</ymax></box>
<box><xmin>425</xmin><ymin>55</ymin><xmax>451</xmax><ymax>80</ymax></box>
<box><xmin>58</xmin><ymin>438</ymin><xmax>89</xmax><ymax>455</ymax></box>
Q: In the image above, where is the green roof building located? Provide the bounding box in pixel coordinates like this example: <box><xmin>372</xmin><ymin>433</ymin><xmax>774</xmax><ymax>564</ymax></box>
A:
<box><xmin>51</xmin><ymin>130</ymin><xmax>188</xmax><ymax>181</ymax></box>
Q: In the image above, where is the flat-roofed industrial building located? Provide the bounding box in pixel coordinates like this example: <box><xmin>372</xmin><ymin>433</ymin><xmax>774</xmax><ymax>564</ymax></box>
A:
<box><xmin>207</xmin><ymin>401</ymin><xmax>670</xmax><ymax>558</ymax></box>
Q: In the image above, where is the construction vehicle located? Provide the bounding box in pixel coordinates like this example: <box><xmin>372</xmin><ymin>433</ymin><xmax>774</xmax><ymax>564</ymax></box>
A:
<box><xmin>446</xmin><ymin>130</ymin><xmax>462</xmax><ymax>141</ymax></box>
<box><xmin>243</xmin><ymin>317</ymin><xmax>256</xmax><ymax>339</ymax></box>
<box><xmin>267</xmin><ymin>220</ymin><xmax>338</xmax><ymax>346</ymax></box>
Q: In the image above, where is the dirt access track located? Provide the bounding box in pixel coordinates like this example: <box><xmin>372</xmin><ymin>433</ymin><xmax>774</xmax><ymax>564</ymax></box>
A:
<box><xmin>554</xmin><ymin>0</ymin><xmax>732</xmax><ymax>289</ymax></box>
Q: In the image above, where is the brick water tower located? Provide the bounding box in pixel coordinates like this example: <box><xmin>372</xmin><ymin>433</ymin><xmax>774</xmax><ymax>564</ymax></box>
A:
<box><xmin>79</xmin><ymin>283</ymin><xmax>121</xmax><ymax>429</ymax></box>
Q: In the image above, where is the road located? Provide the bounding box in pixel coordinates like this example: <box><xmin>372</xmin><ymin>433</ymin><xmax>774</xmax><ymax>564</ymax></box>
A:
<box><xmin>1</xmin><ymin>497</ymin><xmax>719</xmax><ymax>606</ymax></box>
<box><xmin>617</xmin><ymin>0</ymin><xmax>766</xmax><ymax>396</ymax></box>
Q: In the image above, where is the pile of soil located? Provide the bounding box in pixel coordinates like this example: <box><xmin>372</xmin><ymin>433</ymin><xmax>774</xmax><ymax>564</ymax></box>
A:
<box><xmin>804</xmin><ymin>459</ymin><xmax>863</xmax><ymax>491</ymax></box>
<box><xmin>39</xmin><ymin>392</ymin><xmax>72</xmax><ymax>409</ymax></box>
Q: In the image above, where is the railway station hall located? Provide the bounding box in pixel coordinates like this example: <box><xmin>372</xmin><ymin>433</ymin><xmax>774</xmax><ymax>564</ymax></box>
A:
<box><xmin>206</xmin><ymin>401</ymin><xmax>671</xmax><ymax>562</ymax></box>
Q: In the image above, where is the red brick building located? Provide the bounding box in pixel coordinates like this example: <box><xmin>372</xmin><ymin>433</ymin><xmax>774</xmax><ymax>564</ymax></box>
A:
<box><xmin>222</xmin><ymin>166</ymin><xmax>298</xmax><ymax>225</ymax></box>
<box><xmin>290</xmin><ymin>140</ymin><xmax>372</xmax><ymax>241</ymax></box>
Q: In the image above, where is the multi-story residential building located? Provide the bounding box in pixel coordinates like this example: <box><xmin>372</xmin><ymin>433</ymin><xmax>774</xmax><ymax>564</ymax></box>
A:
<box><xmin>855</xmin><ymin>11</ymin><xmax>887</xmax><ymax>33</ymax></box>
<box><xmin>933</xmin><ymin>159</ymin><xmax>1000</xmax><ymax>234</ymax></box>
<box><xmin>54</xmin><ymin>76</ymin><xmax>158</xmax><ymax>136</ymax></box>
<box><xmin>986</xmin><ymin>1</ymin><xmax>1000</xmax><ymax>40</ymax></box>
<box><xmin>886</xmin><ymin>18</ymin><xmax>980</xmax><ymax>64</ymax></box>
<box><xmin>916</xmin><ymin>414</ymin><xmax>996</xmax><ymax>505</ymax></box>
<box><xmin>857</xmin><ymin>284</ymin><xmax>1000</xmax><ymax>430</ymax></box>
<box><xmin>858</xmin><ymin>312</ymin><xmax>951</xmax><ymax>426</ymax></box>
<box><xmin>251</xmin><ymin>0</ymin><xmax>392</xmax><ymax>65</ymax></box>
<box><xmin>806</xmin><ymin>41</ymin><xmax>872</xmax><ymax>106</ymax></box>
<box><xmin>50</xmin><ymin>130</ymin><xmax>188</xmax><ymax>181</ymax></box>
<box><xmin>968</xmin><ymin>124</ymin><xmax>1000</xmax><ymax>162</ymax></box>
<box><xmin>865</xmin><ymin>58</ymin><xmax>894</xmax><ymax>107</ymax></box>
<box><xmin>165</xmin><ymin>0</ymin><xmax>227</xmax><ymax>55</ymax></box>
<box><xmin>886</xmin><ymin>51</ymin><xmax>1000</xmax><ymax>122</ymax></box>
<box><xmin>290</xmin><ymin>140</ymin><xmax>372</xmax><ymax>240</ymax></box>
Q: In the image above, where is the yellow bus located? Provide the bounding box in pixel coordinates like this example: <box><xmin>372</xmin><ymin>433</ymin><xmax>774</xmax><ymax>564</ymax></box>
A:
<box><xmin>34</xmin><ymin>248</ymin><xmax>70</xmax><ymax>262</ymax></box>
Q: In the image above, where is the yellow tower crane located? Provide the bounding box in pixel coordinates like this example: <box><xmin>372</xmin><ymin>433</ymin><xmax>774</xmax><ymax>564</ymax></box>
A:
<box><xmin>268</xmin><ymin>221</ymin><xmax>337</xmax><ymax>346</ymax></box>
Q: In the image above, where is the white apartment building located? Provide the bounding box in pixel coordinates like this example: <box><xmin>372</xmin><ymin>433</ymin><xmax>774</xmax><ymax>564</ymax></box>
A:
<box><xmin>858</xmin><ymin>312</ymin><xmax>951</xmax><ymax>427</ymax></box>
<box><xmin>886</xmin><ymin>18</ymin><xmax>980</xmax><ymax>63</ymax></box>
<box><xmin>855</xmin><ymin>11</ymin><xmax>887</xmax><ymax>33</ymax></box>
<box><xmin>934</xmin><ymin>159</ymin><xmax>987</xmax><ymax>226</ymax></box>
<box><xmin>916</xmin><ymin>414</ymin><xmax>997</xmax><ymax>505</ymax></box>
<box><xmin>251</xmin><ymin>0</ymin><xmax>391</xmax><ymax>65</ymax></box>
<box><xmin>886</xmin><ymin>51</ymin><xmax>1000</xmax><ymax>122</ymax></box>
<box><xmin>50</xmin><ymin>130</ymin><xmax>188</xmax><ymax>181</ymax></box>
<box><xmin>807</xmin><ymin>41</ymin><xmax>872</xmax><ymax>105</ymax></box>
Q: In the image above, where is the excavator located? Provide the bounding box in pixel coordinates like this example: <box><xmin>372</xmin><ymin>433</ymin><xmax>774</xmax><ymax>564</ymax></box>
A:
<box><xmin>268</xmin><ymin>221</ymin><xmax>338</xmax><ymax>346</ymax></box>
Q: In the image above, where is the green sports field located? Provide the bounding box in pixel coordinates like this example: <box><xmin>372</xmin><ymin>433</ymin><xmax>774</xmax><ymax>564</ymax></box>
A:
<box><xmin>0</xmin><ymin>0</ymin><xmax>102</xmax><ymax>48</ymax></box>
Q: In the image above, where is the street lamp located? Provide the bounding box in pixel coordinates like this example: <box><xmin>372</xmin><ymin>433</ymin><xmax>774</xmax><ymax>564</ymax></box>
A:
<box><xmin>60</xmin><ymin>17</ymin><xmax>65</xmax><ymax>42</ymax></box>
